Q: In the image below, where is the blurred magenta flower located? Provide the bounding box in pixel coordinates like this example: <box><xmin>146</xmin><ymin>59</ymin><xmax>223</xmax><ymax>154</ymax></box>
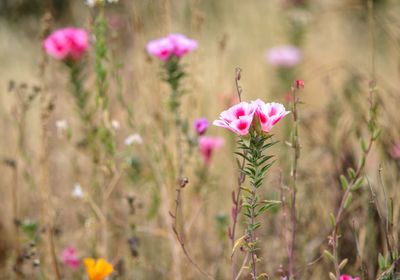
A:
<box><xmin>199</xmin><ymin>136</ymin><xmax>224</xmax><ymax>165</ymax></box>
<box><xmin>146</xmin><ymin>37</ymin><xmax>174</xmax><ymax>61</ymax></box>
<box><xmin>168</xmin><ymin>33</ymin><xmax>198</xmax><ymax>57</ymax></box>
<box><xmin>340</xmin><ymin>275</ymin><xmax>360</xmax><ymax>280</ymax></box>
<box><xmin>266</xmin><ymin>45</ymin><xmax>301</xmax><ymax>67</ymax></box>
<box><xmin>44</xmin><ymin>27</ymin><xmax>89</xmax><ymax>61</ymax></box>
<box><xmin>213</xmin><ymin>102</ymin><xmax>257</xmax><ymax>136</ymax></box>
<box><xmin>194</xmin><ymin>118</ymin><xmax>209</xmax><ymax>135</ymax></box>
<box><xmin>389</xmin><ymin>143</ymin><xmax>400</xmax><ymax>159</ymax></box>
<box><xmin>62</xmin><ymin>246</ymin><xmax>80</xmax><ymax>269</ymax></box>
<box><xmin>252</xmin><ymin>99</ymin><xmax>290</xmax><ymax>132</ymax></box>
<box><xmin>146</xmin><ymin>33</ymin><xmax>197</xmax><ymax>61</ymax></box>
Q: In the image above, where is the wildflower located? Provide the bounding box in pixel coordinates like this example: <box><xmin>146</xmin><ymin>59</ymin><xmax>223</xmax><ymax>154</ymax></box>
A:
<box><xmin>61</xmin><ymin>246</ymin><xmax>80</xmax><ymax>269</ymax></box>
<box><xmin>295</xmin><ymin>79</ymin><xmax>305</xmax><ymax>89</ymax></box>
<box><xmin>146</xmin><ymin>37</ymin><xmax>175</xmax><ymax>61</ymax></box>
<box><xmin>213</xmin><ymin>102</ymin><xmax>257</xmax><ymax>136</ymax></box>
<box><xmin>84</xmin><ymin>258</ymin><xmax>113</xmax><ymax>280</ymax></box>
<box><xmin>85</xmin><ymin>0</ymin><xmax>119</xmax><ymax>7</ymax></box>
<box><xmin>389</xmin><ymin>143</ymin><xmax>400</xmax><ymax>159</ymax></box>
<box><xmin>125</xmin><ymin>134</ymin><xmax>143</xmax><ymax>145</ymax></box>
<box><xmin>199</xmin><ymin>136</ymin><xmax>224</xmax><ymax>165</ymax></box>
<box><xmin>168</xmin><ymin>33</ymin><xmax>198</xmax><ymax>57</ymax></box>
<box><xmin>252</xmin><ymin>99</ymin><xmax>290</xmax><ymax>133</ymax></box>
<box><xmin>72</xmin><ymin>183</ymin><xmax>84</xmax><ymax>199</ymax></box>
<box><xmin>340</xmin><ymin>275</ymin><xmax>360</xmax><ymax>280</ymax></box>
<box><xmin>194</xmin><ymin>118</ymin><xmax>209</xmax><ymax>135</ymax></box>
<box><xmin>44</xmin><ymin>28</ymin><xmax>89</xmax><ymax>61</ymax></box>
<box><xmin>265</xmin><ymin>45</ymin><xmax>302</xmax><ymax>68</ymax></box>
<box><xmin>111</xmin><ymin>119</ymin><xmax>120</xmax><ymax>130</ymax></box>
<box><xmin>56</xmin><ymin>119</ymin><xmax>69</xmax><ymax>137</ymax></box>
<box><xmin>146</xmin><ymin>33</ymin><xmax>197</xmax><ymax>61</ymax></box>
<box><xmin>56</xmin><ymin>119</ymin><xmax>68</xmax><ymax>130</ymax></box>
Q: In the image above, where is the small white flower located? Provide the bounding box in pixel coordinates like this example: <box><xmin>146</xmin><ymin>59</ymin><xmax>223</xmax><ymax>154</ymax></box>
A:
<box><xmin>111</xmin><ymin>119</ymin><xmax>120</xmax><ymax>130</ymax></box>
<box><xmin>124</xmin><ymin>133</ymin><xmax>143</xmax><ymax>145</ymax></box>
<box><xmin>85</xmin><ymin>0</ymin><xmax>96</xmax><ymax>7</ymax></box>
<box><xmin>56</xmin><ymin>120</ymin><xmax>69</xmax><ymax>137</ymax></box>
<box><xmin>56</xmin><ymin>119</ymin><xmax>68</xmax><ymax>130</ymax></box>
<box><xmin>85</xmin><ymin>0</ymin><xmax>118</xmax><ymax>7</ymax></box>
<box><xmin>72</xmin><ymin>183</ymin><xmax>84</xmax><ymax>198</ymax></box>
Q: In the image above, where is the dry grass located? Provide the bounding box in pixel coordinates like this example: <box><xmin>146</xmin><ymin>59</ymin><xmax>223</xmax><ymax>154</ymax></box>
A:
<box><xmin>1</xmin><ymin>0</ymin><xmax>400</xmax><ymax>279</ymax></box>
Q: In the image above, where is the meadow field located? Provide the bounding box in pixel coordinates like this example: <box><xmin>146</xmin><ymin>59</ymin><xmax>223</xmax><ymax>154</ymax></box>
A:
<box><xmin>0</xmin><ymin>0</ymin><xmax>400</xmax><ymax>279</ymax></box>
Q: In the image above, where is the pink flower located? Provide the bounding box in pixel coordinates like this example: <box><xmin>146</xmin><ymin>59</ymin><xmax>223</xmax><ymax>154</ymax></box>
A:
<box><xmin>146</xmin><ymin>33</ymin><xmax>197</xmax><ymax>61</ymax></box>
<box><xmin>146</xmin><ymin>37</ymin><xmax>175</xmax><ymax>61</ymax></box>
<box><xmin>44</xmin><ymin>27</ymin><xmax>89</xmax><ymax>61</ymax></box>
<box><xmin>389</xmin><ymin>143</ymin><xmax>400</xmax><ymax>159</ymax></box>
<box><xmin>340</xmin><ymin>275</ymin><xmax>360</xmax><ymax>280</ymax></box>
<box><xmin>213</xmin><ymin>102</ymin><xmax>257</xmax><ymax>136</ymax></box>
<box><xmin>199</xmin><ymin>136</ymin><xmax>224</xmax><ymax>165</ymax></box>
<box><xmin>266</xmin><ymin>45</ymin><xmax>302</xmax><ymax>68</ymax></box>
<box><xmin>295</xmin><ymin>79</ymin><xmax>305</xmax><ymax>89</ymax></box>
<box><xmin>168</xmin><ymin>34</ymin><xmax>198</xmax><ymax>57</ymax></box>
<box><xmin>194</xmin><ymin>118</ymin><xmax>209</xmax><ymax>135</ymax></box>
<box><xmin>61</xmin><ymin>246</ymin><xmax>80</xmax><ymax>269</ymax></box>
<box><xmin>252</xmin><ymin>100</ymin><xmax>290</xmax><ymax>133</ymax></box>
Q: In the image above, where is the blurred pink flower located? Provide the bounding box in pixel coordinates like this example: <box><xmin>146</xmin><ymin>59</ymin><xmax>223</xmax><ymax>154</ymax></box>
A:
<box><xmin>62</xmin><ymin>246</ymin><xmax>80</xmax><ymax>269</ymax></box>
<box><xmin>266</xmin><ymin>45</ymin><xmax>302</xmax><ymax>67</ymax></box>
<box><xmin>168</xmin><ymin>33</ymin><xmax>198</xmax><ymax>57</ymax></box>
<box><xmin>295</xmin><ymin>79</ymin><xmax>305</xmax><ymax>89</ymax></box>
<box><xmin>146</xmin><ymin>37</ymin><xmax>174</xmax><ymax>61</ymax></box>
<box><xmin>340</xmin><ymin>275</ymin><xmax>360</xmax><ymax>280</ymax></box>
<box><xmin>199</xmin><ymin>136</ymin><xmax>224</xmax><ymax>165</ymax></box>
<box><xmin>44</xmin><ymin>28</ymin><xmax>89</xmax><ymax>61</ymax></box>
<box><xmin>194</xmin><ymin>118</ymin><xmax>209</xmax><ymax>135</ymax></box>
<box><xmin>213</xmin><ymin>102</ymin><xmax>257</xmax><ymax>136</ymax></box>
<box><xmin>253</xmin><ymin>99</ymin><xmax>290</xmax><ymax>132</ymax></box>
<box><xmin>146</xmin><ymin>33</ymin><xmax>197</xmax><ymax>61</ymax></box>
<box><xmin>389</xmin><ymin>143</ymin><xmax>400</xmax><ymax>159</ymax></box>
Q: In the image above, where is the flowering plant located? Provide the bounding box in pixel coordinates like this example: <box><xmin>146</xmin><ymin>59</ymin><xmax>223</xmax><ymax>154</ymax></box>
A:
<box><xmin>214</xmin><ymin>99</ymin><xmax>289</xmax><ymax>279</ymax></box>
<box><xmin>44</xmin><ymin>27</ymin><xmax>89</xmax><ymax>61</ymax></box>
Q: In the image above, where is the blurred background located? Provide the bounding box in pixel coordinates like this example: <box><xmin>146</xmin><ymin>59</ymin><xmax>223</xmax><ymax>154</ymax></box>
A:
<box><xmin>1</xmin><ymin>0</ymin><xmax>400</xmax><ymax>279</ymax></box>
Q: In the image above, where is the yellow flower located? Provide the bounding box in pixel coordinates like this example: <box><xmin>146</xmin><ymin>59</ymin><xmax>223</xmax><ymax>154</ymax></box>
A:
<box><xmin>84</xmin><ymin>258</ymin><xmax>113</xmax><ymax>280</ymax></box>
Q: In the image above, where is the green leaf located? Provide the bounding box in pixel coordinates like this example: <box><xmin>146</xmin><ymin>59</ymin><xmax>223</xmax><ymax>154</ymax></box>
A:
<box><xmin>324</xmin><ymin>250</ymin><xmax>335</xmax><ymax>262</ymax></box>
<box><xmin>262</xmin><ymin>140</ymin><xmax>279</xmax><ymax>150</ymax></box>
<box><xmin>257</xmin><ymin>155</ymin><xmax>274</xmax><ymax>166</ymax></box>
<box><xmin>340</xmin><ymin>175</ymin><xmax>349</xmax><ymax>190</ymax></box>
<box><xmin>242</xmin><ymin>135</ymin><xmax>251</xmax><ymax>147</ymax></box>
<box><xmin>257</xmin><ymin>200</ymin><xmax>281</xmax><ymax>215</ymax></box>
<box><xmin>378</xmin><ymin>253</ymin><xmax>387</xmax><ymax>270</ymax></box>
<box><xmin>235</xmin><ymin>152</ymin><xmax>251</xmax><ymax>162</ymax></box>
<box><xmin>347</xmin><ymin>168</ymin><xmax>356</xmax><ymax>180</ymax></box>
<box><xmin>260</xmin><ymin>160</ymin><xmax>276</xmax><ymax>175</ymax></box>
<box><xmin>360</xmin><ymin>139</ymin><xmax>368</xmax><ymax>152</ymax></box>
<box><xmin>344</xmin><ymin>193</ymin><xmax>353</xmax><ymax>209</ymax></box>
<box><xmin>351</xmin><ymin>177</ymin><xmax>364</xmax><ymax>191</ymax></box>
<box><xmin>329</xmin><ymin>213</ymin><xmax>336</xmax><ymax>227</ymax></box>
<box><xmin>373</xmin><ymin>128</ymin><xmax>381</xmax><ymax>141</ymax></box>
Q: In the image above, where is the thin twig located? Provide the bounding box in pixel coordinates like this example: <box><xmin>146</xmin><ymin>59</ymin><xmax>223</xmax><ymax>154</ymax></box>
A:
<box><xmin>288</xmin><ymin>83</ymin><xmax>301</xmax><ymax>279</ymax></box>
<box><xmin>230</xmin><ymin>67</ymin><xmax>247</xmax><ymax>280</ymax></box>
<box><xmin>235</xmin><ymin>252</ymin><xmax>249</xmax><ymax>280</ymax></box>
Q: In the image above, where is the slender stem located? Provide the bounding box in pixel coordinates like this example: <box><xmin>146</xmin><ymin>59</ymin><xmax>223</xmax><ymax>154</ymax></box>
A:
<box><xmin>288</xmin><ymin>85</ymin><xmax>300</xmax><ymax>279</ymax></box>
<box><xmin>331</xmin><ymin>138</ymin><xmax>373</xmax><ymax>279</ymax></box>
<box><xmin>10</xmin><ymin>161</ymin><xmax>22</xmax><ymax>277</ymax></box>
<box><xmin>230</xmin><ymin>67</ymin><xmax>245</xmax><ymax>279</ymax></box>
